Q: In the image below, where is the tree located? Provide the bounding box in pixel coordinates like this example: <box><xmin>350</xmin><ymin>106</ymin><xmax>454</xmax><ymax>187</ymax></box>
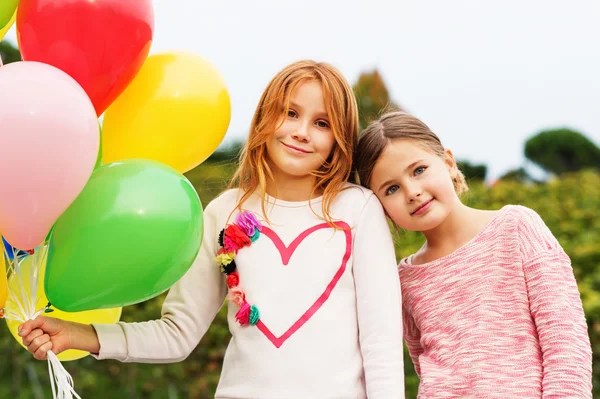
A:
<box><xmin>352</xmin><ymin>69</ymin><xmax>402</xmax><ymax>129</ymax></box>
<box><xmin>524</xmin><ymin>129</ymin><xmax>600</xmax><ymax>175</ymax></box>
<box><xmin>205</xmin><ymin>140</ymin><xmax>244</xmax><ymax>164</ymax></box>
<box><xmin>456</xmin><ymin>160</ymin><xmax>487</xmax><ymax>182</ymax></box>
<box><xmin>0</xmin><ymin>40</ymin><xmax>21</xmax><ymax>65</ymax></box>
<box><xmin>498</xmin><ymin>167</ymin><xmax>536</xmax><ymax>183</ymax></box>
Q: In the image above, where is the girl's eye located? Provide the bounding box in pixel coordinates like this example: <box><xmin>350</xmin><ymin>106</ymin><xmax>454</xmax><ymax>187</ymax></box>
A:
<box><xmin>287</xmin><ymin>109</ymin><xmax>297</xmax><ymax>118</ymax></box>
<box><xmin>415</xmin><ymin>166</ymin><xmax>426</xmax><ymax>176</ymax></box>
<box><xmin>315</xmin><ymin>120</ymin><xmax>330</xmax><ymax>129</ymax></box>
<box><xmin>386</xmin><ymin>185</ymin><xmax>399</xmax><ymax>196</ymax></box>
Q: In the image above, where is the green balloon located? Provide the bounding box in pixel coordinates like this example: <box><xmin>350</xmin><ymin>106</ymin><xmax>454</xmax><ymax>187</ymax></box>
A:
<box><xmin>0</xmin><ymin>0</ymin><xmax>18</xmax><ymax>30</ymax></box>
<box><xmin>45</xmin><ymin>159</ymin><xmax>203</xmax><ymax>312</ymax></box>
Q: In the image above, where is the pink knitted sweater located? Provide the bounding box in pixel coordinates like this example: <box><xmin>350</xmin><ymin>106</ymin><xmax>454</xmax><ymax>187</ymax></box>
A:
<box><xmin>399</xmin><ymin>205</ymin><xmax>592</xmax><ymax>398</ymax></box>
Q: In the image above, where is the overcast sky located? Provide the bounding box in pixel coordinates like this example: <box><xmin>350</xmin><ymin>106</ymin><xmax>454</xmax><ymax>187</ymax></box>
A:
<box><xmin>5</xmin><ymin>0</ymin><xmax>600</xmax><ymax>179</ymax></box>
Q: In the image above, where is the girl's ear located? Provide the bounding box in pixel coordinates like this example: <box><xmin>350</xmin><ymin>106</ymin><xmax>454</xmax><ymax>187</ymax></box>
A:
<box><xmin>444</xmin><ymin>148</ymin><xmax>459</xmax><ymax>178</ymax></box>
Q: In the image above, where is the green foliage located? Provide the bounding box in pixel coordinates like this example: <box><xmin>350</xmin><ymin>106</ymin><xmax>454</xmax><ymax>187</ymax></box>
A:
<box><xmin>0</xmin><ymin>40</ymin><xmax>20</xmax><ymax>64</ymax></box>
<box><xmin>498</xmin><ymin>166</ymin><xmax>535</xmax><ymax>183</ymax></box>
<box><xmin>456</xmin><ymin>160</ymin><xmax>487</xmax><ymax>182</ymax></box>
<box><xmin>205</xmin><ymin>141</ymin><xmax>244</xmax><ymax>165</ymax></box>
<box><xmin>352</xmin><ymin>69</ymin><xmax>401</xmax><ymax>129</ymax></box>
<box><xmin>524</xmin><ymin>128</ymin><xmax>600</xmax><ymax>175</ymax></box>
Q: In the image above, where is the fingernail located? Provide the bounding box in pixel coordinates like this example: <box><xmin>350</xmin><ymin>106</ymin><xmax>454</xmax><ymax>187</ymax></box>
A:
<box><xmin>18</xmin><ymin>330</ymin><xmax>24</xmax><ymax>336</ymax></box>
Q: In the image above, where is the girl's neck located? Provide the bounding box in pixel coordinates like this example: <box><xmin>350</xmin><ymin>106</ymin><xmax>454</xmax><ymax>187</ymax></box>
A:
<box><xmin>265</xmin><ymin>173</ymin><xmax>321</xmax><ymax>202</ymax></box>
<box><xmin>416</xmin><ymin>202</ymin><xmax>496</xmax><ymax>263</ymax></box>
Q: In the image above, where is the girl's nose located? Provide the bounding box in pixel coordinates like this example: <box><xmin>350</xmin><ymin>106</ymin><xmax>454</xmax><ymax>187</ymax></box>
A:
<box><xmin>292</xmin><ymin>121</ymin><xmax>310</xmax><ymax>142</ymax></box>
<box><xmin>406</xmin><ymin>183</ymin><xmax>422</xmax><ymax>203</ymax></box>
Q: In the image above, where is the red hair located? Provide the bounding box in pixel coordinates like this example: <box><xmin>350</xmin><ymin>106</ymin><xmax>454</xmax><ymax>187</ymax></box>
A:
<box><xmin>229</xmin><ymin>60</ymin><xmax>359</xmax><ymax>225</ymax></box>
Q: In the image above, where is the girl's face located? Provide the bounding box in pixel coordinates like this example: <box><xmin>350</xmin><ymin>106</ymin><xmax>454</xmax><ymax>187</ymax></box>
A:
<box><xmin>266</xmin><ymin>80</ymin><xmax>335</xmax><ymax>182</ymax></box>
<box><xmin>369</xmin><ymin>140</ymin><xmax>460</xmax><ymax>232</ymax></box>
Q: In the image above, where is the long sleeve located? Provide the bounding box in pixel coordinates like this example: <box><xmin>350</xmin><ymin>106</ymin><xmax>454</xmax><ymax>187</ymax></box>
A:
<box><xmin>519</xmin><ymin>209</ymin><xmax>593</xmax><ymax>398</ymax></box>
<box><xmin>91</xmin><ymin>199</ymin><xmax>228</xmax><ymax>363</ymax></box>
<box><xmin>353</xmin><ymin>193</ymin><xmax>405</xmax><ymax>398</ymax></box>
<box><xmin>402</xmin><ymin>304</ymin><xmax>423</xmax><ymax>377</ymax></box>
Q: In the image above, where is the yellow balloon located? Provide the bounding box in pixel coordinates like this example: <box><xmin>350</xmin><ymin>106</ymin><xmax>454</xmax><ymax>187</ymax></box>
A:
<box><xmin>102</xmin><ymin>52</ymin><xmax>231</xmax><ymax>173</ymax></box>
<box><xmin>0</xmin><ymin>256</ymin><xmax>7</xmax><ymax>311</ymax></box>
<box><xmin>4</xmin><ymin>251</ymin><xmax>122</xmax><ymax>361</ymax></box>
<box><xmin>0</xmin><ymin>10</ymin><xmax>15</xmax><ymax>42</ymax></box>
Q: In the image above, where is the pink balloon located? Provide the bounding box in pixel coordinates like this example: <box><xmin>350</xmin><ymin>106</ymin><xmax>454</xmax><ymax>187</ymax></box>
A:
<box><xmin>0</xmin><ymin>61</ymin><xmax>99</xmax><ymax>250</ymax></box>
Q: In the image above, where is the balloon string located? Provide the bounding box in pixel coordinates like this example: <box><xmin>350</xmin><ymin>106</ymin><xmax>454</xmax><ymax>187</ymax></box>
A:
<box><xmin>2</xmin><ymin>242</ymin><xmax>80</xmax><ymax>399</ymax></box>
<box><xmin>47</xmin><ymin>351</ymin><xmax>81</xmax><ymax>399</ymax></box>
<box><xmin>1</xmin><ymin>309</ymin><xmax>25</xmax><ymax>322</ymax></box>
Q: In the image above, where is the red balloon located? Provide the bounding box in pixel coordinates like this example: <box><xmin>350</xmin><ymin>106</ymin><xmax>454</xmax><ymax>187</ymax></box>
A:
<box><xmin>17</xmin><ymin>0</ymin><xmax>154</xmax><ymax>116</ymax></box>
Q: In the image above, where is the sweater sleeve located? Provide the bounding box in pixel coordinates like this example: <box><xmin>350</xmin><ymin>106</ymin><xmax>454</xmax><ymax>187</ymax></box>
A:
<box><xmin>518</xmin><ymin>207</ymin><xmax>592</xmax><ymax>398</ymax></box>
<box><xmin>353</xmin><ymin>193</ymin><xmax>405</xmax><ymax>398</ymax></box>
<box><xmin>402</xmin><ymin>303</ymin><xmax>423</xmax><ymax>377</ymax></box>
<box><xmin>91</xmin><ymin>199</ymin><xmax>228</xmax><ymax>363</ymax></box>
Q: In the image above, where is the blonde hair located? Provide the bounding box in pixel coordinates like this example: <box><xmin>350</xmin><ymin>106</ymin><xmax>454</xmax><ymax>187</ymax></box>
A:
<box><xmin>230</xmin><ymin>60</ymin><xmax>359</xmax><ymax>225</ymax></box>
<box><xmin>354</xmin><ymin>111</ymin><xmax>468</xmax><ymax>194</ymax></box>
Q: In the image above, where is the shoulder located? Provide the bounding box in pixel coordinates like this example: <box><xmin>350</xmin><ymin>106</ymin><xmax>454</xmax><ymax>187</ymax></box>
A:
<box><xmin>203</xmin><ymin>189</ymin><xmax>245</xmax><ymax>228</ymax></box>
<box><xmin>499</xmin><ymin>205</ymin><xmax>561</xmax><ymax>258</ymax></box>
<box><xmin>331</xmin><ymin>183</ymin><xmax>385</xmax><ymax>220</ymax></box>
<box><xmin>500</xmin><ymin>205</ymin><xmax>551</xmax><ymax>236</ymax></box>
<box><xmin>333</xmin><ymin>183</ymin><xmax>377</xmax><ymax>208</ymax></box>
<box><xmin>488</xmin><ymin>205</ymin><xmax>543</xmax><ymax>233</ymax></box>
<box><xmin>330</xmin><ymin>184</ymin><xmax>388</xmax><ymax>230</ymax></box>
<box><xmin>501</xmin><ymin>204</ymin><xmax>543</xmax><ymax>224</ymax></box>
<box><xmin>205</xmin><ymin>189</ymin><xmax>243</xmax><ymax>214</ymax></box>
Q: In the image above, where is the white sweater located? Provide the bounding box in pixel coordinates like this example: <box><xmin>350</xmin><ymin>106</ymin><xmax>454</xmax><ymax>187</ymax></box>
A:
<box><xmin>92</xmin><ymin>184</ymin><xmax>405</xmax><ymax>399</ymax></box>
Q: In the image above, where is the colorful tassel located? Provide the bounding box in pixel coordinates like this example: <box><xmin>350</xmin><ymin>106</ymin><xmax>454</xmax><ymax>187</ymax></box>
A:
<box><xmin>249</xmin><ymin>305</ymin><xmax>260</xmax><ymax>325</ymax></box>
<box><xmin>226</xmin><ymin>272</ymin><xmax>240</xmax><ymax>288</ymax></box>
<box><xmin>250</xmin><ymin>229</ymin><xmax>260</xmax><ymax>242</ymax></box>
<box><xmin>215</xmin><ymin>251</ymin><xmax>235</xmax><ymax>266</ymax></box>
<box><xmin>223</xmin><ymin>224</ymin><xmax>251</xmax><ymax>252</ymax></box>
<box><xmin>236</xmin><ymin>211</ymin><xmax>262</xmax><ymax>237</ymax></box>
<box><xmin>218</xmin><ymin>229</ymin><xmax>225</xmax><ymax>247</ymax></box>
<box><xmin>221</xmin><ymin>260</ymin><xmax>237</xmax><ymax>275</ymax></box>
<box><xmin>229</xmin><ymin>287</ymin><xmax>246</xmax><ymax>307</ymax></box>
<box><xmin>236</xmin><ymin>303</ymin><xmax>251</xmax><ymax>325</ymax></box>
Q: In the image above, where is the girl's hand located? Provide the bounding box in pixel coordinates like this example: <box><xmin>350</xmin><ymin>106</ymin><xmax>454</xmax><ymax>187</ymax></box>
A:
<box><xmin>19</xmin><ymin>316</ymin><xmax>72</xmax><ymax>360</ymax></box>
<box><xmin>18</xmin><ymin>316</ymin><xmax>99</xmax><ymax>360</ymax></box>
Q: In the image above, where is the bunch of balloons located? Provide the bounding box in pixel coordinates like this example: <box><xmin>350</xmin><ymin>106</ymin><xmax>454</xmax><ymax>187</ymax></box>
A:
<box><xmin>0</xmin><ymin>0</ymin><xmax>231</xmax><ymax>397</ymax></box>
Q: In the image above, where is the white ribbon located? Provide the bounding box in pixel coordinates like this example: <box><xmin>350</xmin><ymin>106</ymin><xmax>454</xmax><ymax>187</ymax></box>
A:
<box><xmin>2</xmin><ymin>243</ymin><xmax>81</xmax><ymax>399</ymax></box>
<box><xmin>47</xmin><ymin>351</ymin><xmax>82</xmax><ymax>399</ymax></box>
